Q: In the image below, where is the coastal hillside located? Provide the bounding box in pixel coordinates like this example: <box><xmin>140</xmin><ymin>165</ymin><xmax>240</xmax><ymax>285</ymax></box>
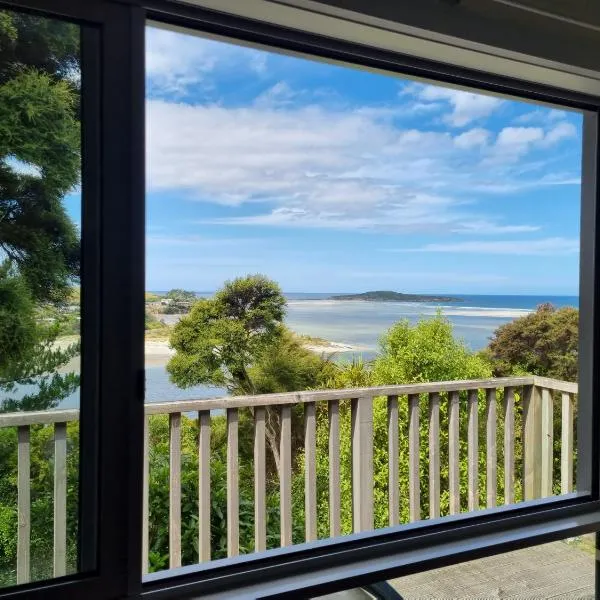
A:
<box><xmin>329</xmin><ymin>290</ymin><xmax>463</xmax><ymax>302</ymax></box>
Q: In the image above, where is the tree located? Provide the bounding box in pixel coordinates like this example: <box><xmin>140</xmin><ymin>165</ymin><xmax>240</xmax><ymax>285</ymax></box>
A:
<box><xmin>164</xmin><ymin>289</ymin><xmax>196</xmax><ymax>303</ymax></box>
<box><xmin>484</xmin><ymin>303</ymin><xmax>578</xmax><ymax>382</ymax></box>
<box><xmin>373</xmin><ymin>311</ymin><xmax>492</xmax><ymax>384</ymax></box>
<box><xmin>168</xmin><ymin>275</ymin><xmax>330</xmax><ymax>472</ymax></box>
<box><xmin>0</xmin><ymin>10</ymin><xmax>81</xmax><ymax>411</ymax></box>
<box><xmin>167</xmin><ymin>275</ymin><xmax>286</xmax><ymax>394</ymax></box>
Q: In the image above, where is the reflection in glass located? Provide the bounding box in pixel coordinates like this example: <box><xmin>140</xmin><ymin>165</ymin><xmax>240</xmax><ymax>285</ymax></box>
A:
<box><xmin>0</xmin><ymin>9</ymin><xmax>81</xmax><ymax>585</ymax></box>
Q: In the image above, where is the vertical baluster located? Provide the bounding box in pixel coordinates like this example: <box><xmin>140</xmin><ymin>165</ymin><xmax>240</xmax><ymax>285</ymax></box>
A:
<box><xmin>428</xmin><ymin>393</ymin><xmax>440</xmax><ymax>519</ymax></box>
<box><xmin>448</xmin><ymin>391</ymin><xmax>460</xmax><ymax>515</ymax></box>
<box><xmin>328</xmin><ymin>400</ymin><xmax>341</xmax><ymax>537</ymax></box>
<box><xmin>198</xmin><ymin>410</ymin><xmax>211</xmax><ymax>561</ymax></box>
<box><xmin>142</xmin><ymin>416</ymin><xmax>149</xmax><ymax>574</ymax></box>
<box><xmin>387</xmin><ymin>395</ymin><xmax>399</xmax><ymax>526</ymax></box>
<box><xmin>523</xmin><ymin>385</ymin><xmax>542</xmax><ymax>500</ymax></box>
<box><xmin>561</xmin><ymin>393</ymin><xmax>574</xmax><ymax>494</ymax></box>
<box><xmin>304</xmin><ymin>402</ymin><xmax>317</xmax><ymax>542</ymax></box>
<box><xmin>503</xmin><ymin>387</ymin><xmax>515</xmax><ymax>505</ymax></box>
<box><xmin>17</xmin><ymin>425</ymin><xmax>30</xmax><ymax>584</ymax></box>
<box><xmin>280</xmin><ymin>405</ymin><xmax>292</xmax><ymax>547</ymax></box>
<box><xmin>169</xmin><ymin>412</ymin><xmax>181</xmax><ymax>568</ymax></box>
<box><xmin>54</xmin><ymin>422</ymin><xmax>67</xmax><ymax>577</ymax></box>
<box><xmin>486</xmin><ymin>388</ymin><xmax>497</xmax><ymax>508</ymax></box>
<box><xmin>467</xmin><ymin>389</ymin><xmax>479</xmax><ymax>511</ymax></box>
<box><xmin>227</xmin><ymin>408</ymin><xmax>239</xmax><ymax>557</ymax></box>
<box><xmin>408</xmin><ymin>394</ymin><xmax>420</xmax><ymax>522</ymax></box>
<box><xmin>351</xmin><ymin>396</ymin><xmax>374</xmax><ymax>532</ymax></box>
<box><xmin>253</xmin><ymin>407</ymin><xmax>266</xmax><ymax>553</ymax></box>
<box><xmin>541</xmin><ymin>388</ymin><xmax>554</xmax><ymax>497</ymax></box>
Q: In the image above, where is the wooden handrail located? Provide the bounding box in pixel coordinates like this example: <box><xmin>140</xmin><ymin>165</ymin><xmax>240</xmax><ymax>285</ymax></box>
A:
<box><xmin>0</xmin><ymin>377</ymin><xmax>578</xmax><ymax>427</ymax></box>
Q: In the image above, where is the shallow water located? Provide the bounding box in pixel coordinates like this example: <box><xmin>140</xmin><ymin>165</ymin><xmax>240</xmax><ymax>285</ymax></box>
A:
<box><xmin>4</xmin><ymin>294</ymin><xmax>579</xmax><ymax>410</ymax></box>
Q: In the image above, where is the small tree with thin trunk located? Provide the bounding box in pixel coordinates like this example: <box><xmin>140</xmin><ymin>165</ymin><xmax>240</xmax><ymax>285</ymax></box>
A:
<box><xmin>168</xmin><ymin>274</ymin><xmax>287</xmax><ymax>468</ymax></box>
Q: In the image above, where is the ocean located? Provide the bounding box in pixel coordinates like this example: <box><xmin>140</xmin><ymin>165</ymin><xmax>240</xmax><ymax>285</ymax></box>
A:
<box><xmin>143</xmin><ymin>293</ymin><xmax>578</xmax><ymax>404</ymax></box>
<box><xmin>5</xmin><ymin>294</ymin><xmax>580</xmax><ymax>409</ymax></box>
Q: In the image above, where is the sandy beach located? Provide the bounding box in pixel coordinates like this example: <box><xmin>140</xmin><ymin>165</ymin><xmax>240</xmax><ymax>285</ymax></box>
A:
<box><xmin>144</xmin><ymin>338</ymin><xmax>364</xmax><ymax>366</ymax></box>
<box><xmin>56</xmin><ymin>336</ymin><xmax>365</xmax><ymax>368</ymax></box>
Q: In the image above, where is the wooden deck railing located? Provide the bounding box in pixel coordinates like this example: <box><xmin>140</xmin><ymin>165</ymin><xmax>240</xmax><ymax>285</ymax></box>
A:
<box><xmin>0</xmin><ymin>375</ymin><xmax>578</xmax><ymax>580</ymax></box>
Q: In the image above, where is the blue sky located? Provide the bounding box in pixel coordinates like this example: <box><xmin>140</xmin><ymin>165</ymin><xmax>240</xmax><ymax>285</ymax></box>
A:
<box><xmin>144</xmin><ymin>25</ymin><xmax>583</xmax><ymax>295</ymax></box>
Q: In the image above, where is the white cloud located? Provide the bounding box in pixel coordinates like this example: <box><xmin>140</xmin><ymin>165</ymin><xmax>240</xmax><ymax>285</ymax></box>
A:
<box><xmin>542</xmin><ymin>122</ymin><xmax>578</xmax><ymax>146</ymax></box>
<box><xmin>401</xmin><ymin>237</ymin><xmax>578</xmax><ymax>256</ymax></box>
<box><xmin>254</xmin><ymin>81</ymin><xmax>297</xmax><ymax>108</ymax></box>
<box><xmin>486</xmin><ymin>123</ymin><xmax>577</xmax><ymax>164</ymax></box>
<box><xmin>451</xmin><ymin>221</ymin><xmax>540</xmax><ymax>234</ymax></box>
<box><xmin>147</xmin><ymin>90</ymin><xmax>579</xmax><ymax>233</ymax></box>
<box><xmin>408</xmin><ymin>84</ymin><xmax>503</xmax><ymax>127</ymax></box>
<box><xmin>496</xmin><ymin>126</ymin><xmax>544</xmax><ymax>147</ymax></box>
<box><xmin>146</xmin><ymin>27</ymin><xmax>217</xmax><ymax>95</ymax></box>
<box><xmin>514</xmin><ymin>108</ymin><xmax>568</xmax><ymax>124</ymax></box>
<box><xmin>454</xmin><ymin>128</ymin><xmax>490</xmax><ymax>149</ymax></box>
<box><xmin>146</xmin><ymin>26</ymin><xmax>268</xmax><ymax>96</ymax></box>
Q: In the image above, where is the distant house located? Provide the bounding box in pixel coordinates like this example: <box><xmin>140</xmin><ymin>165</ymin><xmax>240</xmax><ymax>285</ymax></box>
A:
<box><xmin>160</xmin><ymin>298</ymin><xmax>173</xmax><ymax>306</ymax></box>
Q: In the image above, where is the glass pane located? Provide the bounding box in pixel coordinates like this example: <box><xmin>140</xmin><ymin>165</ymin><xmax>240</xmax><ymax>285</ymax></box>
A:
<box><xmin>144</xmin><ymin>22</ymin><xmax>584</xmax><ymax>575</ymax></box>
<box><xmin>0</xmin><ymin>8</ymin><xmax>83</xmax><ymax>585</ymax></box>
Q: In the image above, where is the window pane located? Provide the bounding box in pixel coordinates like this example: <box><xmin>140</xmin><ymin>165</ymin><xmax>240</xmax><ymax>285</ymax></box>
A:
<box><xmin>144</xmin><ymin>22</ymin><xmax>584</xmax><ymax>576</ymax></box>
<box><xmin>0</xmin><ymin>8</ymin><xmax>83</xmax><ymax>585</ymax></box>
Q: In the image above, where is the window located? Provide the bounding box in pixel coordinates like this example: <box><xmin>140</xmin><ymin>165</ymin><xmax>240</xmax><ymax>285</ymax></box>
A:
<box><xmin>142</xmin><ymin>12</ymin><xmax>594</xmax><ymax>593</ymax></box>
<box><xmin>0</xmin><ymin>7</ymin><xmax>84</xmax><ymax>586</ymax></box>
<box><xmin>0</xmin><ymin>1</ymin><xmax>599</xmax><ymax>599</ymax></box>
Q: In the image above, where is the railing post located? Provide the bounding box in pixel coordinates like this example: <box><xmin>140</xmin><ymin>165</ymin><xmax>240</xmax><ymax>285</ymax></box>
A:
<box><xmin>467</xmin><ymin>389</ymin><xmax>479</xmax><ymax>511</ymax></box>
<box><xmin>328</xmin><ymin>400</ymin><xmax>341</xmax><ymax>537</ymax></box>
<box><xmin>253</xmin><ymin>407</ymin><xmax>266</xmax><ymax>553</ymax></box>
<box><xmin>387</xmin><ymin>395</ymin><xmax>399</xmax><ymax>526</ymax></box>
<box><xmin>486</xmin><ymin>388</ymin><xmax>497</xmax><ymax>508</ymax></box>
<box><xmin>503</xmin><ymin>387</ymin><xmax>515</xmax><ymax>505</ymax></box>
<box><xmin>428</xmin><ymin>393</ymin><xmax>441</xmax><ymax>519</ymax></box>
<box><xmin>280</xmin><ymin>405</ymin><xmax>292</xmax><ymax>547</ymax></box>
<box><xmin>227</xmin><ymin>408</ymin><xmax>239</xmax><ymax>557</ymax></box>
<box><xmin>523</xmin><ymin>385</ymin><xmax>542</xmax><ymax>500</ymax></box>
<box><xmin>541</xmin><ymin>388</ymin><xmax>554</xmax><ymax>497</ymax></box>
<box><xmin>54</xmin><ymin>422</ymin><xmax>67</xmax><ymax>578</ymax></box>
<box><xmin>351</xmin><ymin>396</ymin><xmax>373</xmax><ymax>532</ymax></box>
<box><xmin>448</xmin><ymin>391</ymin><xmax>460</xmax><ymax>515</ymax></box>
<box><xmin>561</xmin><ymin>393</ymin><xmax>574</xmax><ymax>494</ymax></box>
<box><xmin>304</xmin><ymin>402</ymin><xmax>317</xmax><ymax>542</ymax></box>
<box><xmin>198</xmin><ymin>410</ymin><xmax>211</xmax><ymax>561</ymax></box>
<box><xmin>17</xmin><ymin>425</ymin><xmax>30</xmax><ymax>585</ymax></box>
<box><xmin>408</xmin><ymin>394</ymin><xmax>420</xmax><ymax>522</ymax></box>
<box><xmin>169</xmin><ymin>412</ymin><xmax>182</xmax><ymax>568</ymax></box>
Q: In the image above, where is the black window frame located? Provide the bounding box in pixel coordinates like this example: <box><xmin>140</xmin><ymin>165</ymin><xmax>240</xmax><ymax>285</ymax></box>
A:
<box><xmin>0</xmin><ymin>0</ymin><xmax>146</xmax><ymax>599</ymax></box>
<box><xmin>0</xmin><ymin>0</ymin><xmax>599</xmax><ymax>599</ymax></box>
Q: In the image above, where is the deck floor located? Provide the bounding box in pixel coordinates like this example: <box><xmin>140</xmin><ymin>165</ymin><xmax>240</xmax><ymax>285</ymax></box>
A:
<box><xmin>390</xmin><ymin>540</ymin><xmax>595</xmax><ymax>599</ymax></box>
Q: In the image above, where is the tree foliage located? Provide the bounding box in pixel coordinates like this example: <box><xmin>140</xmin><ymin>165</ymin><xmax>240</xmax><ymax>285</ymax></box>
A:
<box><xmin>168</xmin><ymin>275</ymin><xmax>286</xmax><ymax>394</ymax></box>
<box><xmin>0</xmin><ymin>10</ymin><xmax>80</xmax><ymax>303</ymax></box>
<box><xmin>164</xmin><ymin>289</ymin><xmax>196</xmax><ymax>302</ymax></box>
<box><xmin>0</xmin><ymin>10</ymin><xmax>81</xmax><ymax>411</ymax></box>
<box><xmin>298</xmin><ymin>313</ymin><xmax>495</xmax><ymax>536</ymax></box>
<box><xmin>484</xmin><ymin>303</ymin><xmax>578</xmax><ymax>381</ymax></box>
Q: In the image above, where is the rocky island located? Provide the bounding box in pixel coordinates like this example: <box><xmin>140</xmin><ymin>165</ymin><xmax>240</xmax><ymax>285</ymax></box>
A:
<box><xmin>329</xmin><ymin>290</ymin><xmax>463</xmax><ymax>302</ymax></box>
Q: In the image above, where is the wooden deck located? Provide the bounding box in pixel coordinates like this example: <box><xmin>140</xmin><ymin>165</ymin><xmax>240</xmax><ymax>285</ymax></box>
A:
<box><xmin>391</xmin><ymin>540</ymin><xmax>595</xmax><ymax>599</ymax></box>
